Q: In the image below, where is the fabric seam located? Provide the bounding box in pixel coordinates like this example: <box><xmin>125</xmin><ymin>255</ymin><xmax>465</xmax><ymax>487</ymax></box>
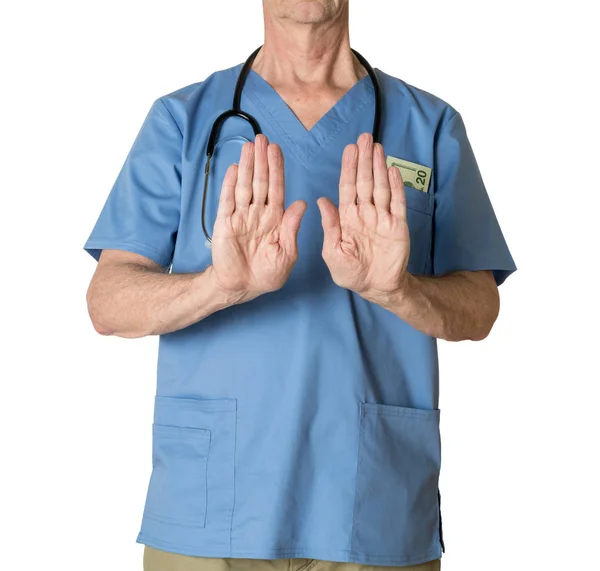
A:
<box><xmin>156</xmin><ymin>97</ymin><xmax>184</xmax><ymax>264</ymax></box>
<box><xmin>157</xmin><ymin>98</ymin><xmax>184</xmax><ymax>138</ymax></box>
<box><xmin>304</xmin><ymin>82</ymin><xmax>374</xmax><ymax>165</ymax></box>
<box><xmin>244</xmin><ymin>82</ymin><xmax>309</xmax><ymax>166</ymax></box>
<box><xmin>84</xmin><ymin>239</ymin><xmax>169</xmax><ymax>267</ymax></box>
<box><xmin>229</xmin><ymin>401</ymin><xmax>238</xmax><ymax>555</ymax></box>
<box><xmin>137</xmin><ymin>531</ymin><xmax>441</xmax><ymax>564</ymax></box>
<box><xmin>349</xmin><ymin>402</ymin><xmax>363</xmax><ymax>553</ymax></box>
<box><xmin>297</xmin><ymin>560</ymin><xmax>320</xmax><ymax>571</ymax></box>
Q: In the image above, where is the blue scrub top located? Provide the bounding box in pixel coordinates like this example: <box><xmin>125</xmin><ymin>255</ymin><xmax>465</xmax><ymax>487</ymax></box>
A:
<box><xmin>84</xmin><ymin>62</ymin><xmax>516</xmax><ymax>566</ymax></box>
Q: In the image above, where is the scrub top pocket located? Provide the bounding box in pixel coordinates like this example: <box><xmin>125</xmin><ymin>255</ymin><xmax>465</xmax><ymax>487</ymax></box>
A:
<box><xmin>144</xmin><ymin>424</ymin><xmax>211</xmax><ymax>527</ymax></box>
<box><xmin>403</xmin><ymin>186</ymin><xmax>434</xmax><ymax>275</ymax></box>
<box><xmin>351</xmin><ymin>402</ymin><xmax>442</xmax><ymax>563</ymax></box>
<box><xmin>139</xmin><ymin>396</ymin><xmax>237</xmax><ymax>545</ymax></box>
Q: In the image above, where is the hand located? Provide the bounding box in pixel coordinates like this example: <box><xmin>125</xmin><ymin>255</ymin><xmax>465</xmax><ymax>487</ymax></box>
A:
<box><xmin>316</xmin><ymin>133</ymin><xmax>410</xmax><ymax>300</ymax></box>
<box><xmin>210</xmin><ymin>134</ymin><xmax>307</xmax><ymax>303</ymax></box>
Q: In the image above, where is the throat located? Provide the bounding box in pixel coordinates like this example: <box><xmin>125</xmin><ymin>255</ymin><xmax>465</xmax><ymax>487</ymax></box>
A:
<box><xmin>272</xmin><ymin>85</ymin><xmax>354</xmax><ymax>132</ymax></box>
<box><xmin>249</xmin><ymin>45</ymin><xmax>369</xmax><ymax>132</ymax></box>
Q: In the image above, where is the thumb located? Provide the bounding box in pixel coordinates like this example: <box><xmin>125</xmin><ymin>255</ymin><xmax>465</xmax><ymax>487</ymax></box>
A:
<box><xmin>280</xmin><ymin>200</ymin><xmax>308</xmax><ymax>256</ymax></box>
<box><xmin>317</xmin><ymin>197</ymin><xmax>341</xmax><ymax>254</ymax></box>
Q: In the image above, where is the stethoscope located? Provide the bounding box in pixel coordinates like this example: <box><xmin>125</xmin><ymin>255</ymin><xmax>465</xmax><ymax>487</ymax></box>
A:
<box><xmin>202</xmin><ymin>45</ymin><xmax>383</xmax><ymax>244</ymax></box>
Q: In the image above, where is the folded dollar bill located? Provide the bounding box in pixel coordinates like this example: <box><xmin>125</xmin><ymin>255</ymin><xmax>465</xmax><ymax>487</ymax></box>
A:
<box><xmin>386</xmin><ymin>155</ymin><xmax>432</xmax><ymax>193</ymax></box>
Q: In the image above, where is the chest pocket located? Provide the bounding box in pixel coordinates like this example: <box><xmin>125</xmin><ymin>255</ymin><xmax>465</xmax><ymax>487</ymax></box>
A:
<box><xmin>404</xmin><ymin>184</ymin><xmax>434</xmax><ymax>275</ymax></box>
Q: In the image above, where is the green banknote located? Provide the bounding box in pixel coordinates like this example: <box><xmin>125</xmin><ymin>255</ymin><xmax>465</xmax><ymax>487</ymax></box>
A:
<box><xmin>386</xmin><ymin>155</ymin><xmax>432</xmax><ymax>193</ymax></box>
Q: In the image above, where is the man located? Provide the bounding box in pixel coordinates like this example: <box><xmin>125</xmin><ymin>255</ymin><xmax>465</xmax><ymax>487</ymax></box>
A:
<box><xmin>84</xmin><ymin>1</ymin><xmax>517</xmax><ymax>570</ymax></box>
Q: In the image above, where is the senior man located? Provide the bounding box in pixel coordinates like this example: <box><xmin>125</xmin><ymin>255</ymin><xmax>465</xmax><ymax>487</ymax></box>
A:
<box><xmin>84</xmin><ymin>1</ymin><xmax>517</xmax><ymax>570</ymax></box>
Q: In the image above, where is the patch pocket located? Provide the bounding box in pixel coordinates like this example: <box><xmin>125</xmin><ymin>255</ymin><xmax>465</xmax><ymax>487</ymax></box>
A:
<box><xmin>144</xmin><ymin>424</ymin><xmax>211</xmax><ymax>527</ymax></box>
<box><xmin>351</xmin><ymin>402</ymin><xmax>441</xmax><ymax>561</ymax></box>
<box><xmin>141</xmin><ymin>396</ymin><xmax>237</xmax><ymax>540</ymax></box>
<box><xmin>404</xmin><ymin>185</ymin><xmax>434</xmax><ymax>275</ymax></box>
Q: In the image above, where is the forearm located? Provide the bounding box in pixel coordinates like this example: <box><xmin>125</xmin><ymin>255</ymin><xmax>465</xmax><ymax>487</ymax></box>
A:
<box><xmin>87</xmin><ymin>263</ymin><xmax>242</xmax><ymax>338</ymax></box>
<box><xmin>362</xmin><ymin>270</ymin><xmax>500</xmax><ymax>341</ymax></box>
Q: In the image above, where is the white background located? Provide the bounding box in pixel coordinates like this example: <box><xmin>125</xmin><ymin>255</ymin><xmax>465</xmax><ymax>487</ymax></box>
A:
<box><xmin>1</xmin><ymin>1</ymin><xmax>598</xmax><ymax>570</ymax></box>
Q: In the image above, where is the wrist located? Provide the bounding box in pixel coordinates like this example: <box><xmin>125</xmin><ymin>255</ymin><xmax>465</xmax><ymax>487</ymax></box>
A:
<box><xmin>360</xmin><ymin>271</ymin><xmax>415</xmax><ymax>311</ymax></box>
<box><xmin>201</xmin><ymin>265</ymin><xmax>254</xmax><ymax>310</ymax></box>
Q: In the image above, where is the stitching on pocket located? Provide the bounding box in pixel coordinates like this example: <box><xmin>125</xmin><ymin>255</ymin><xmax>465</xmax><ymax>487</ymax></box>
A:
<box><xmin>404</xmin><ymin>185</ymin><xmax>434</xmax><ymax>216</ymax></box>
<box><xmin>146</xmin><ymin>423</ymin><xmax>211</xmax><ymax>527</ymax></box>
<box><xmin>361</xmin><ymin>402</ymin><xmax>439</xmax><ymax>419</ymax></box>
<box><xmin>350</xmin><ymin>402</ymin><xmax>366</xmax><ymax>554</ymax></box>
<box><xmin>404</xmin><ymin>189</ymin><xmax>433</xmax><ymax>274</ymax></box>
<box><xmin>351</xmin><ymin>401</ymin><xmax>441</xmax><ymax>559</ymax></box>
<box><xmin>153</xmin><ymin>424</ymin><xmax>211</xmax><ymax>439</ymax></box>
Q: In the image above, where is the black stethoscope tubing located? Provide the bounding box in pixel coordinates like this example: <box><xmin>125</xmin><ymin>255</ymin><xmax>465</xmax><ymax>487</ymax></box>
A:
<box><xmin>202</xmin><ymin>46</ymin><xmax>382</xmax><ymax>243</ymax></box>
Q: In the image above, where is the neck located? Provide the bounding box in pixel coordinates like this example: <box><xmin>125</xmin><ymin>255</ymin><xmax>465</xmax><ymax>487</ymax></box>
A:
<box><xmin>253</xmin><ymin>3</ymin><xmax>366</xmax><ymax>90</ymax></box>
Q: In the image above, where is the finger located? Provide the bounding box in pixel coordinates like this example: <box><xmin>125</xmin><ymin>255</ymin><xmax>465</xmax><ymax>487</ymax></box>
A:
<box><xmin>373</xmin><ymin>143</ymin><xmax>391</xmax><ymax>212</ymax></box>
<box><xmin>267</xmin><ymin>143</ymin><xmax>285</xmax><ymax>210</ymax></box>
<box><xmin>252</xmin><ymin>134</ymin><xmax>269</xmax><ymax>205</ymax></box>
<box><xmin>217</xmin><ymin>163</ymin><xmax>238</xmax><ymax>218</ymax></box>
<box><xmin>236</xmin><ymin>141</ymin><xmax>255</xmax><ymax>210</ymax></box>
<box><xmin>389</xmin><ymin>165</ymin><xmax>407</xmax><ymax>220</ymax></box>
<box><xmin>356</xmin><ymin>132</ymin><xmax>374</xmax><ymax>205</ymax></box>
<box><xmin>317</xmin><ymin>197</ymin><xmax>342</xmax><ymax>254</ymax></box>
<box><xmin>280</xmin><ymin>199</ymin><xmax>307</xmax><ymax>256</ymax></box>
<box><xmin>339</xmin><ymin>144</ymin><xmax>358</xmax><ymax>207</ymax></box>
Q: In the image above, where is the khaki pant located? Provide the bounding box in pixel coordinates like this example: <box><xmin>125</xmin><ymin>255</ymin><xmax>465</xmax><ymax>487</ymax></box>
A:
<box><xmin>143</xmin><ymin>546</ymin><xmax>441</xmax><ymax>571</ymax></box>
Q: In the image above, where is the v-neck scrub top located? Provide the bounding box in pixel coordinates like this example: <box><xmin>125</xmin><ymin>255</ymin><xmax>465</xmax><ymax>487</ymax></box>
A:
<box><xmin>84</xmin><ymin>62</ymin><xmax>517</xmax><ymax>566</ymax></box>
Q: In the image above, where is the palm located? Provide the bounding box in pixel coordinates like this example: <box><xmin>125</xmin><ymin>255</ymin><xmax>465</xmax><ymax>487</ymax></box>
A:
<box><xmin>213</xmin><ymin>207</ymin><xmax>291</xmax><ymax>293</ymax></box>
<box><xmin>211</xmin><ymin>136</ymin><xmax>307</xmax><ymax>300</ymax></box>
<box><xmin>318</xmin><ymin>133</ymin><xmax>410</xmax><ymax>295</ymax></box>
<box><xmin>331</xmin><ymin>203</ymin><xmax>409</xmax><ymax>292</ymax></box>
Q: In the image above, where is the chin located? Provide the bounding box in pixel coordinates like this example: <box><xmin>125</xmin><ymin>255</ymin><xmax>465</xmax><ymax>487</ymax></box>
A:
<box><xmin>284</xmin><ymin>0</ymin><xmax>340</xmax><ymax>24</ymax></box>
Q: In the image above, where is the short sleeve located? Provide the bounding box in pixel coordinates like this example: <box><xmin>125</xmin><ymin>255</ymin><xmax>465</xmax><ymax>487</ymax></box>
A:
<box><xmin>83</xmin><ymin>98</ymin><xmax>182</xmax><ymax>268</ymax></box>
<box><xmin>432</xmin><ymin>110</ymin><xmax>517</xmax><ymax>286</ymax></box>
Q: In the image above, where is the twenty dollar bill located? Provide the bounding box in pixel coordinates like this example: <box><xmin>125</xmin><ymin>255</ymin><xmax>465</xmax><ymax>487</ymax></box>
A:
<box><xmin>386</xmin><ymin>155</ymin><xmax>432</xmax><ymax>193</ymax></box>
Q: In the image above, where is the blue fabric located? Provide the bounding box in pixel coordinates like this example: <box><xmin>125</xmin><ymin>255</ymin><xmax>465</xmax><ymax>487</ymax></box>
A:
<box><xmin>84</xmin><ymin>62</ymin><xmax>516</xmax><ymax>566</ymax></box>
<box><xmin>432</xmin><ymin>111</ymin><xmax>515</xmax><ymax>286</ymax></box>
<box><xmin>84</xmin><ymin>98</ymin><xmax>182</xmax><ymax>268</ymax></box>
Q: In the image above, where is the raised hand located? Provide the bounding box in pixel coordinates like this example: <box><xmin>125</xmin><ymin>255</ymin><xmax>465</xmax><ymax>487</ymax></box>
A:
<box><xmin>210</xmin><ymin>134</ymin><xmax>308</xmax><ymax>304</ymax></box>
<box><xmin>316</xmin><ymin>133</ymin><xmax>410</xmax><ymax>299</ymax></box>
